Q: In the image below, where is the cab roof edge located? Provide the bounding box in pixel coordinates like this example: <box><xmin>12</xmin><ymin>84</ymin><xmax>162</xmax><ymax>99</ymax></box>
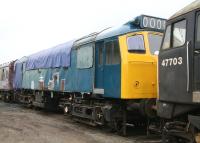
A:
<box><xmin>170</xmin><ymin>0</ymin><xmax>200</xmax><ymax>20</ymax></box>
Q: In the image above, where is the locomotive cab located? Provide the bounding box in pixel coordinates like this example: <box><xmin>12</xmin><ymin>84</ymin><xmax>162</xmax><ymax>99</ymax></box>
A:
<box><xmin>95</xmin><ymin>15</ymin><xmax>165</xmax><ymax>101</ymax></box>
<box><xmin>158</xmin><ymin>1</ymin><xmax>200</xmax><ymax>142</ymax></box>
<box><xmin>119</xmin><ymin>31</ymin><xmax>162</xmax><ymax>100</ymax></box>
<box><xmin>93</xmin><ymin>15</ymin><xmax>165</xmax><ymax>135</ymax></box>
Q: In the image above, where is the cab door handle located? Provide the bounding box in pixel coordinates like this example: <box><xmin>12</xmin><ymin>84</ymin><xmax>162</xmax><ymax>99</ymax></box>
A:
<box><xmin>186</xmin><ymin>41</ymin><xmax>190</xmax><ymax>92</ymax></box>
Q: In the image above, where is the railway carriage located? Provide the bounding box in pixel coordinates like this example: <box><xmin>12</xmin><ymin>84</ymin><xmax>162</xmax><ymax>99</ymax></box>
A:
<box><xmin>0</xmin><ymin>61</ymin><xmax>15</xmax><ymax>101</ymax></box>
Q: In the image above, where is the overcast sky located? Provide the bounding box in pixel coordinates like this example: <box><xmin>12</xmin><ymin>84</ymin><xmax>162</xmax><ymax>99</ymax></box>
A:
<box><xmin>0</xmin><ymin>0</ymin><xmax>194</xmax><ymax>63</ymax></box>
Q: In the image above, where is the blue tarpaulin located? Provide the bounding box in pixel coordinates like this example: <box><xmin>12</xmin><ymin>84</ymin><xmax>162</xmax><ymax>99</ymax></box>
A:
<box><xmin>26</xmin><ymin>40</ymin><xmax>74</xmax><ymax>70</ymax></box>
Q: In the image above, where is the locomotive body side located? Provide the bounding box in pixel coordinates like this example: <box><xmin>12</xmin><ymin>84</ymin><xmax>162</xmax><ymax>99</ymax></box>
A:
<box><xmin>19</xmin><ymin>41</ymin><xmax>76</xmax><ymax>109</ymax></box>
<box><xmin>22</xmin><ymin>49</ymin><xmax>94</xmax><ymax>93</ymax></box>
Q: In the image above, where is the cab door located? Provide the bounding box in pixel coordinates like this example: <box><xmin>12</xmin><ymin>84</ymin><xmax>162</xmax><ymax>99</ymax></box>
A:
<box><xmin>193</xmin><ymin>11</ymin><xmax>200</xmax><ymax>103</ymax></box>
<box><xmin>94</xmin><ymin>39</ymin><xmax>121</xmax><ymax>98</ymax></box>
<box><xmin>94</xmin><ymin>42</ymin><xmax>104</xmax><ymax>94</ymax></box>
<box><xmin>159</xmin><ymin>13</ymin><xmax>194</xmax><ymax>103</ymax></box>
<box><xmin>103</xmin><ymin>39</ymin><xmax>120</xmax><ymax>98</ymax></box>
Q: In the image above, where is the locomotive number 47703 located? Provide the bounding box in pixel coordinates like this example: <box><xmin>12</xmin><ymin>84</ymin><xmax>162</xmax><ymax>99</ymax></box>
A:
<box><xmin>161</xmin><ymin>57</ymin><xmax>183</xmax><ymax>67</ymax></box>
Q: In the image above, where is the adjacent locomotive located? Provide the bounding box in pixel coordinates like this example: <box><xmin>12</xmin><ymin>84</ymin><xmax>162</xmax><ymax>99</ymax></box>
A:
<box><xmin>158</xmin><ymin>0</ymin><xmax>200</xmax><ymax>142</ymax></box>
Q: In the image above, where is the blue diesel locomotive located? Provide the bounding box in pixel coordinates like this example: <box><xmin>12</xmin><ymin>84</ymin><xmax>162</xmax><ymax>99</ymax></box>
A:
<box><xmin>0</xmin><ymin>15</ymin><xmax>165</xmax><ymax>134</ymax></box>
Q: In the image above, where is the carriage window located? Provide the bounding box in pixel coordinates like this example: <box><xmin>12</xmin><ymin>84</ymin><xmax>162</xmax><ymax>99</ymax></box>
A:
<box><xmin>127</xmin><ymin>35</ymin><xmax>145</xmax><ymax>53</ymax></box>
<box><xmin>105</xmin><ymin>40</ymin><xmax>120</xmax><ymax>65</ymax></box>
<box><xmin>162</xmin><ymin>25</ymin><xmax>171</xmax><ymax>49</ymax></box>
<box><xmin>173</xmin><ymin>20</ymin><xmax>186</xmax><ymax>47</ymax></box>
<box><xmin>2</xmin><ymin>69</ymin><xmax>4</xmax><ymax>80</ymax></box>
<box><xmin>1</xmin><ymin>68</ymin><xmax>7</xmax><ymax>80</ymax></box>
<box><xmin>77</xmin><ymin>44</ymin><xmax>93</xmax><ymax>69</ymax></box>
<box><xmin>2</xmin><ymin>69</ymin><xmax>5</xmax><ymax>80</ymax></box>
<box><xmin>0</xmin><ymin>69</ymin><xmax>2</xmax><ymax>80</ymax></box>
<box><xmin>5</xmin><ymin>67</ymin><xmax>9</xmax><ymax>79</ymax></box>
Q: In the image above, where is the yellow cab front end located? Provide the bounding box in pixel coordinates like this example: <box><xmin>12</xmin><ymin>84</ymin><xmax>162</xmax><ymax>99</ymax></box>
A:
<box><xmin>119</xmin><ymin>31</ymin><xmax>163</xmax><ymax>99</ymax></box>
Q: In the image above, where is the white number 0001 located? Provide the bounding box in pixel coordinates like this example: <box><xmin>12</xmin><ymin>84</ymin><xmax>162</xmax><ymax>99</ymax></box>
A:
<box><xmin>161</xmin><ymin>57</ymin><xmax>183</xmax><ymax>67</ymax></box>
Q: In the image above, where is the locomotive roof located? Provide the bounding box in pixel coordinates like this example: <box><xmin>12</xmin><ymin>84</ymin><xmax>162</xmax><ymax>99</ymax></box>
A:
<box><xmin>170</xmin><ymin>0</ymin><xmax>200</xmax><ymax>19</ymax></box>
<box><xmin>96</xmin><ymin>22</ymin><xmax>139</xmax><ymax>41</ymax></box>
<box><xmin>73</xmin><ymin>32</ymin><xmax>99</xmax><ymax>48</ymax></box>
<box><xmin>96</xmin><ymin>15</ymin><xmax>166</xmax><ymax>41</ymax></box>
<box><xmin>15</xmin><ymin>56</ymin><xmax>28</xmax><ymax>64</ymax></box>
<box><xmin>0</xmin><ymin>62</ymin><xmax>11</xmax><ymax>68</ymax></box>
<box><xmin>0</xmin><ymin>61</ymin><xmax>13</xmax><ymax>68</ymax></box>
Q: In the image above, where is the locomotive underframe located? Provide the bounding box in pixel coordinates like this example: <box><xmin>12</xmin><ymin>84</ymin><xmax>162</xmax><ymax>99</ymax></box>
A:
<box><xmin>158</xmin><ymin>101</ymin><xmax>200</xmax><ymax>143</ymax></box>
<box><xmin>161</xmin><ymin>115</ymin><xmax>200</xmax><ymax>143</ymax></box>
<box><xmin>17</xmin><ymin>89</ymin><xmax>156</xmax><ymax>135</ymax></box>
<box><xmin>60</xmin><ymin>94</ymin><xmax>154</xmax><ymax>135</ymax></box>
<box><xmin>0</xmin><ymin>89</ymin><xmax>16</xmax><ymax>102</ymax></box>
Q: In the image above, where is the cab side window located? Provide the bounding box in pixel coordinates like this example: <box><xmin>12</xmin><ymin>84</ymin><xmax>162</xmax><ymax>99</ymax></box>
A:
<box><xmin>173</xmin><ymin>20</ymin><xmax>186</xmax><ymax>47</ymax></box>
<box><xmin>197</xmin><ymin>15</ymin><xmax>200</xmax><ymax>42</ymax></box>
<box><xmin>113</xmin><ymin>40</ymin><xmax>120</xmax><ymax>64</ymax></box>
<box><xmin>196</xmin><ymin>14</ymin><xmax>200</xmax><ymax>49</ymax></box>
<box><xmin>105</xmin><ymin>42</ymin><xmax>112</xmax><ymax>64</ymax></box>
<box><xmin>105</xmin><ymin>40</ymin><xmax>120</xmax><ymax>65</ymax></box>
<box><xmin>127</xmin><ymin>35</ymin><xmax>145</xmax><ymax>53</ymax></box>
<box><xmin>162</xmin><ymin>25</ymin><xmax>171</xmax><ymax>49</ymax></box>
<box><xmin>98</xmin><ymin>44</ymin><xmax>103</xmax><ymax>66</ymax></box>
<box><xmin>162</xmin><ymin>20</ymin><xmax>186</xmax><ymax>50</ymax></box>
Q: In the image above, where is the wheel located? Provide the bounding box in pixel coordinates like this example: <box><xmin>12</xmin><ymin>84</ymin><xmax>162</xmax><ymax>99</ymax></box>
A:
<box><xmin>95</xmin><ymin>107</ymin><xmax>104</xmax><ymax>125</ymax></box>
<box><xmin>114</xmin><ymin>119</ymin><xmax>123</xmax><ymax>133</ymax></box>
<box><xmin>113</xmin><ymin>118</ymin><xmax>127</xmax><ymax>136</ymax></box>
<box><xmin>64</xmin><ymin>106</ymin><xmax>69</xmax><ymax>114</ymax></box>
<box><xmin>189</xmin><ymin>124</ymin><xmax>199</xmax><ymax>143</ymax></box>
<box><xmin>64</xmin><ymin>105</ymin><xmax>71</xmax><ymax>115</ymax></box>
